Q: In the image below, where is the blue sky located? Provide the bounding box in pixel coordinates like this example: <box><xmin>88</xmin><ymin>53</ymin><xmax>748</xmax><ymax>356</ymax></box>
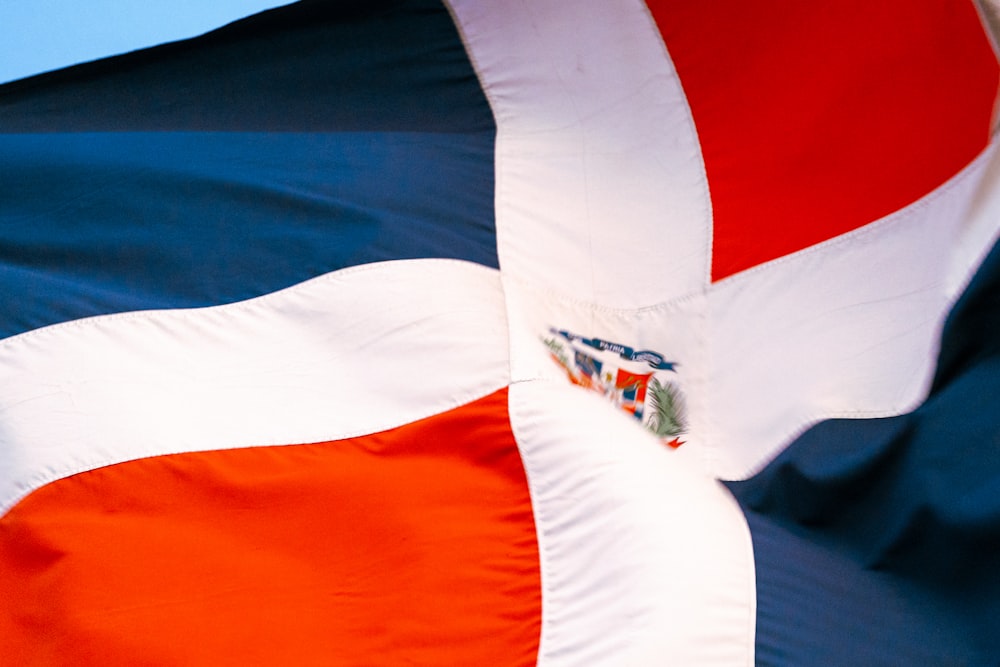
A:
<box><xmin>0</xmin><ymin>0</ymin><xmax>293</xmax><ymax>84</ymax></box>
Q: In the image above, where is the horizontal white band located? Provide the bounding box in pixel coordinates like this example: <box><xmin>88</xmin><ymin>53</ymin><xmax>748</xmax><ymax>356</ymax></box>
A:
<box><xmin>0</xmin><ymin>259</ymin><xmax>510</xmax><ymax>514</ymax></box>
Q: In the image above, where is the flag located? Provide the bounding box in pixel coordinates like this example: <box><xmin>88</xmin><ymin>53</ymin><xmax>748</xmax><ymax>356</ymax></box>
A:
<box><xmin>2</xmin><ymin>0</ymin><xmax>999</xmax><ymax>664</ymax></box>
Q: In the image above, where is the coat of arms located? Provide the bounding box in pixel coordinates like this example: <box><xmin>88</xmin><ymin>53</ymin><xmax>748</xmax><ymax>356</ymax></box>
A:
<box><xmin>543</xmin><ymin>328</ymin><xmax>687</xmax><ymax>447</ymax></box>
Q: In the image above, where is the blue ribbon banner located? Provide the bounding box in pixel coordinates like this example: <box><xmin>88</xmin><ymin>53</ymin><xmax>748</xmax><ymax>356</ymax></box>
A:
<box><xmin>551</xmin><ymin>328</ymin><xmax>677</xmax><ymax>371</ymax></box>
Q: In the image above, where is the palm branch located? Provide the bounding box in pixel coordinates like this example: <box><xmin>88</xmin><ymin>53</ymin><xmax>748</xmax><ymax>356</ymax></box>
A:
<box><xmin>645</xmin><ymin>378</ymin><xmax>687</xmax><ymax>438</ymax></box>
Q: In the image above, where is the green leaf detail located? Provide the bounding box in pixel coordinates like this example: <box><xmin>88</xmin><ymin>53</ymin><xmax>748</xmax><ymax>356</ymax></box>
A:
<box><xmin>645</xmin><ymin>378</ymin><xmax>687</xmax><ymax>437</ymax></box>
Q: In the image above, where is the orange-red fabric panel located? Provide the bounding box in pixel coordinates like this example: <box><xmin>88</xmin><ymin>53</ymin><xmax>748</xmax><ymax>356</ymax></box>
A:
<box><xmin>0</xmin><ymin>389</ymin><xmax>540</xmax><ymax>666</ymax></box>
<box><xmin>648</xmin><ymin>0</ymin><xmax>1000</xmax><ymax>280</ymax></box>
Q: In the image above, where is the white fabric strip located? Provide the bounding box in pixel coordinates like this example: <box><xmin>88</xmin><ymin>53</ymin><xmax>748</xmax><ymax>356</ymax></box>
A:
<box><xmin>449</xmin><ymin>0</ymin><xmax>712</xmax><ymax>308</ymax></box>
<box><xmin>498</xmin><ymin>132</ymin><xmax>1000</xmax><ymax>484</ymax></box>
<box><xmin>510</xmin><ymin>380</ymin><xmax>755</xmax><ymax>667</ymax></box>
<box><xmin>705</xmin><ymin>143</ymin><xmax>1000</xmax><ymax>480</ymax></box>
<box><xmin>0</xmin><ymin>259</ymin><xmax>510</xmax><ymax>515</ymax></box>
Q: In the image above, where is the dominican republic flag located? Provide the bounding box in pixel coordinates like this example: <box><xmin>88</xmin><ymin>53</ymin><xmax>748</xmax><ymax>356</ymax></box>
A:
<box><xmin>2</xmin><ymin>1</ymin><xmax>999</xmax><ymax>664</ymax></box>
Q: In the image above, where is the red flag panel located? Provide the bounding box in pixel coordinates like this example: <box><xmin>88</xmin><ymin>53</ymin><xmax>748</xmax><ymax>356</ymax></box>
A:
<box><xmin>649</xmin><ymin>0</ymin><xmax>999</xmax><ymax>280</ymax></box>
<box><xmin>0</xmin><ymin>389</ymin><xmax>541</xmax><ymax>666</ymax></box>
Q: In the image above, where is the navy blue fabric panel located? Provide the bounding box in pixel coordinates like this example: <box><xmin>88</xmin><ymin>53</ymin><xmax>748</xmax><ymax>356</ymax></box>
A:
<box><xmin>0</xmin><ymin>131</ymin><xmax>496</xmax><ymax>339</ymax></box>
<box><xmin>0</xmin><ymin>0</ymin><xmax>493</xmax><ymax>133</ymax></box>
<box><xmin>727</xmin><ymin>238</ymin><xmax>1000</xmax><ymax>665</ymax></box>
<box><xmin>0</xmin><ymin>0</ymin><xmax>497</xmax><ymax>340</ymax></box>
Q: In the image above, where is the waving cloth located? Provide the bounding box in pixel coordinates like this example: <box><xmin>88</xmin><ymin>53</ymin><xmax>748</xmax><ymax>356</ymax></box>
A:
<box><xmin>1</xmin><ymin>1</ymin><xmax>998</xmax><ymax>664</ymax></box>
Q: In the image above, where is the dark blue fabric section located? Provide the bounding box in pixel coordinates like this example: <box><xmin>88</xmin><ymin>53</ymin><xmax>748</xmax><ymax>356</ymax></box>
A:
<box><xmin>0</xmin><ymin>0</ymin><xmax>496</xmax><ymax>339</ymax></box>
<box><xmin>0</xmin><ymin>131</ymin><xmax>495</xmax><ymax>338</ymax></box>
<box><xmin>726</xmin><ymin>238</ymin><xmax>1000</xmax><ymax>666</ymax></box>
<box><xmin>0</xmin><ymin>0</ymin><xmax>492</xmax><ymax>133</ymax></box>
